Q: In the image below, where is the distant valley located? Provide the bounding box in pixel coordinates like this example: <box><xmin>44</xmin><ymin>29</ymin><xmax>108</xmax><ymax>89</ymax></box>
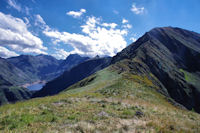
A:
<box><xmin>0</xmin><ymin>54</ymin><xmax>90</xmax><ymax>105</ymax></box>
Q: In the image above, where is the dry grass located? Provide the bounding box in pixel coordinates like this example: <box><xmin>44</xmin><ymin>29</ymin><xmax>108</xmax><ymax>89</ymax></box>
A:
<box><xmin>0</xmin><ymin>67</ymin><xmax>200</xmax><ymax>132</ymax></box>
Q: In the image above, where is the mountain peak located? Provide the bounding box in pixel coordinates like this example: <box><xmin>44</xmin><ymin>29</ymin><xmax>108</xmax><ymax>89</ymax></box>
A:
<box><xmin>65</xmin><ymin>54</ymin><xmax>88</xmax><ymax>61</ymax></box>
<box><xmin>67</xmin><ymin>54</ymin><xmax>81</xmax><ymax>58</ymax></box>
<box><xmin>36</xmin><ymin>54</ymin><xmax>50</xmax><ymax>57</ymax></box>
<box><xmin>112</xmin><ymin>26</ymin><xmax>200</xmax><ymax>112</ymax></box>
<box><xmin>94</xmin><ymin>55</ymin><xmax>100</xmax><ymax>58</ymax></box>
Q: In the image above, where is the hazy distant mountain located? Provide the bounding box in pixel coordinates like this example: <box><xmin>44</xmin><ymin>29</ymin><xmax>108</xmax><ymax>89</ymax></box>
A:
<box><xmin>7</xmin><ymin>54</ymin><xmax>90</xmax><ymax>82</ymax></box>
<box><xmin>0</xmin><ymin>57</ymin><xmax>32</xmax><ymax>85</ymax></box>
<box><xmin>0</xmin><ymin>57</ymin><xmax>32</xmax><ymax>105</ymax></box>
<box><xmin>7</xmin><ymin>54</ymin><xmax>62</xmax><ymax>82</ymax></box>
<box><xmin>32</xmin><ymin>57</ymin><xmax>111</xmax><ymax>97</ymax></box>
<box><xmin>57</xmin><ymin>54</ymin><xmax>90</xmax><ymax>73</ymax></box>
<box><xmin>0</xmin><ymin>54</ymin><xmax>89</xmax><ymax>105</ymax></box>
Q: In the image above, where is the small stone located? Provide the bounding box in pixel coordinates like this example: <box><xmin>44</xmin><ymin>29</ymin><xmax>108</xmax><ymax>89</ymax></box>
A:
<box><xmin>135</xmin><ymin>111</ymin><xmax>144</xmax><ymax>118</ymax></box>
<box><xmin>98</xmin><ymin>111</ymin><xmax>109</xmax><ymax>117</ymax></box>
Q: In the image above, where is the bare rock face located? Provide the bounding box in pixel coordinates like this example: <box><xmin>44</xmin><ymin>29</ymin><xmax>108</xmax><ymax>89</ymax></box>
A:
<box><xmin>112</xmin><ymin>27</ymin><xmax>200</xmax><ymax>112</ymax></box>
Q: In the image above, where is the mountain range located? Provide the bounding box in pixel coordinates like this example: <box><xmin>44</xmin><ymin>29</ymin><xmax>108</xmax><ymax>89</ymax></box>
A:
<box><xmin>0</xmin><ymin>54</ymin><xmax>90</xmax><ymax>105</ymax></box>
<box><xmin>0</xmin><ymin>27</ymin><xmax>200</xmax><ymax>132</ymax></box>
<box><xmin>33</xmin><ymin>56</ymin><xmax>111</xmax><ymax>97</ymax></box>
<box><xmin>7</xmin><ymin>54</ymin><xmax>90</xmax><ymax>83</ymax></box>
<box><xmin>32</xmin><ymin>26</ymin><xmax>200</xmax><ymax>112</ymax></box>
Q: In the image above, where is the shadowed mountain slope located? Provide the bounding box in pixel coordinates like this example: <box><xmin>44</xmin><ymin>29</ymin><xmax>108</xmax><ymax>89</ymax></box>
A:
<box><xmin>0</xmin><ymin>27</ymin><xmax>200</xmax><ymax>132</ymax></box>
<box><xmin>0</xmin><ymin>57</ymin><xmax>32</xmax><ymax>85</ymax></box>
<box><xmin>0</xmin><ymin>54</ymin><xmax>89</xmax><ymax>105</ymax></box>
<box><xmin>111</xmin><ymin>27</ymin><xmax>200</xmax><ymax>112</ymax></box>
<box><xmin>0</xmin><ymin>76</ymin><xmax>31</xmax><ymax>105</ymax></box>
<box><xmin>57</xmin><ymin>54</ymin><xmax>90</xmax><ymax>73</ymax></box>
<box><xmin>7</xmin><ymin>54</ymin><xmax>90</xmax><ymax>82</ymax></box>
<box><xmin>7</xmin><ymin>54</ymin><xmax>62</xmax><ymax>82</ymax></box>
<box><xmin>1</xmin><ymin>64</ymin><xmax>200</xmax><ymax>132</ymax></box>
<box><xmin>32</xmin><ymin>57</ymin><xmax>111</xmax><ymax>97</ymax></box>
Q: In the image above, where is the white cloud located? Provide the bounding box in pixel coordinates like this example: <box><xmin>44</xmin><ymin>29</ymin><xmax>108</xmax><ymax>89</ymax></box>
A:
<box><xmin>81</xmin><ymin>16</ymin><xmax>100</xmax><ymax>34</ymax></box>
<box><xmin>0</xmin><ymin>12</ymin><xmax>47</xmax><ymax>55</ymax></box>
<box><xmin>0</xmin><ymin>46</ymin><xmax>19</xmax><ymax>58</ymax></box>
<box><xmin>7</xmin><ymin>0</ymin><xmax>31</xmax><ymax>15</ymax></box>
<box><xmin>123</xmin><ymin>24</ymin><xmax>132</xmax><ymax>29</ymax></box>
<box><xmin>52</xmin><ymin>48</ymin><xmax>70</xmax><ymax>59</ymax></box>
<box><xmin>131</xmin><ymin>3</ymin><xmax>145</xmax><ymax>15</ymax></box>
<box><xmin>66</xmin><ymin>9</ymin><xmax>86</xmax><ymax>18</ymax></box>
<box><xmin>102</xmin><ymin>23</ymin><xmax>117</xmax><ymax>29</ymax></box>
<box><xmin>44</xmin><ymin>16</ymin><xmax>129</xmax><ymax>57</ymax></box>
<box><xmin>34</xmin><ymin>14</ymin><xmax>48</xmax><ymax>30</ymax></box>
<box><xmin>35</xmin><ymin>14</ymin><xmax>46</xmax><ymax>25</ymax></box>
<box><xmin>122</xmin><ymin>18</ymin><xmax>128</xmax><ymax>24</ymax></box>
<box><xmin>7</xmin><ymin>0</ymin><xmax>21</xmax><ymax>12</ymax></box>
<box><xmin>23</xmin><ymin>17</ymin><xmax>29</xmax><ymax>25</ymax></box>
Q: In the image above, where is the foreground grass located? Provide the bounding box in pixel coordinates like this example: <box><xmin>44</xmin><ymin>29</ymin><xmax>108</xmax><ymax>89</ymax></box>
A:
<box><xmin>0</xmin><ymin>67</ymin><xmax>200</xmax><ymax>133</ymax></box>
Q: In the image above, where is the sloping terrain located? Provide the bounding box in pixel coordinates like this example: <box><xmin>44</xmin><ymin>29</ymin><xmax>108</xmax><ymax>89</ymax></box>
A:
<box><xmin>0</xmin><ymin>58</ymin><xmax>32</xmax><ymax>105</ymax></box>
<box><xmin>112</xmin><ymin>27</ymin><xmax>200</xmax><ymax>112</ymax></box>
<box><xmin>0</xmin><ymin>66</ymin><xmax>200</xmax><ymax>132</ymax></box>
<box><xmin>0</xmin><ymin>76</ymin><xmax>31</xmax><ymax>105</ymax></box>
<box><xmin>33</xmin><ymin>57</ymin><xmax>111</xmax><ymax>97</ymax></box>
<box><xmin>0</xmin><ymin>54</ymin><xmax>89</xmax><ymax>105</ymax></box>
<box><xmin>0</xmin><ymin>27</ymin><xmax>199</xmax><ymax>132</ymax></box>
<box><xmin>57</xmin><ymin>54</ymin><xmax>90</xmax><ymax>73</ymax></box>
<box><xmin>0</xmin><ymin>57</ymin><xmax>32</xmax><ymax>85</ymax></box>
<box><xmin>8</xmin><ymin>54</ymin><xmax>62</xmax><ymax>82</ymax></box>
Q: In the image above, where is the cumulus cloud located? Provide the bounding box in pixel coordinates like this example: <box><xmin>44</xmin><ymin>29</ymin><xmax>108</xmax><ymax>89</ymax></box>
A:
<box><xmin>51</xmin><ymin>48</ymin><xmax>70</xmax><ymax>59</ymax></box>
<box><xmin>131</xmin><ymin>3</ymin><xmax>145</xmax><ymax>15</ymax></box>
<box><xmin>44</xmin><ymin>16</ymin><xmax>130</xmax><ymax>57</ymax></box>
<box><xmin>66</xmin><ymin>9</ymin><xmax>86</xmax><ymax>18</ymax></box>
<box><xmin>0</xmin><ymin>12</ymin><xmax>47</xmax><ymax>55</ymax></box>
<box><xmin>0</xmin><ymin>46</ymin><xmax>19</xmax><ymax>58</ymax></box>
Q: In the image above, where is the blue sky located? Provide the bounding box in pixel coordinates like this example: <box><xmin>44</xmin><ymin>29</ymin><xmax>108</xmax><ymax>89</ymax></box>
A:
<box><xmin>0</xmin><ymin>0</ymin><xmax>200</xmax><ymax>59</ymax></box>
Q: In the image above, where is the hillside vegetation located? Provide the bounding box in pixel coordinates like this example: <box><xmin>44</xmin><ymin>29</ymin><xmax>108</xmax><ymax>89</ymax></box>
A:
<box><xmin>33</xmin><ymin>57</ymin><xmax>111</xmax><ymax>97</ymax></box>
<box><xmin>0</xmin><ymin>27</ymin><xmax>200</xmax><ymax>132</ymax></box>
<box><xmin>0</xmin><ymin>65</ymin><xmax>200</xmax><ymax>132</ymax></box>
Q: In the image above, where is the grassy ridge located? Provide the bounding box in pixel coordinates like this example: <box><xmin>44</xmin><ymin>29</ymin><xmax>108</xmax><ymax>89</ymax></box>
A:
<box><xmin>0</xmin><ymin>67</ymin><xmax>200</xmax><ymax>132</ymax></box>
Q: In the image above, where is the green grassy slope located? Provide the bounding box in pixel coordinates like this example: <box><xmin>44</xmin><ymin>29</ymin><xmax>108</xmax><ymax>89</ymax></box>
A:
<box><xmin>0</xmin><ymin>65</ymin><xmax>200</xmax><ymax>133</ymax></box>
